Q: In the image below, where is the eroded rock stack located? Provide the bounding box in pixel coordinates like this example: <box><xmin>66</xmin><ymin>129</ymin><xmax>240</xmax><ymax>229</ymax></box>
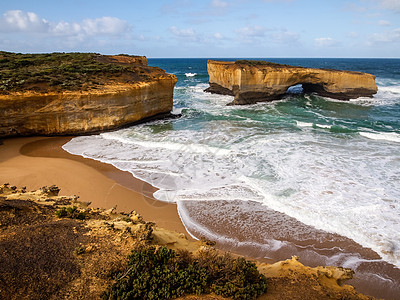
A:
<box><xmin>205</xmin><ymin>60</ymin><xmax>378</xmax><ymax>105</ymax></box>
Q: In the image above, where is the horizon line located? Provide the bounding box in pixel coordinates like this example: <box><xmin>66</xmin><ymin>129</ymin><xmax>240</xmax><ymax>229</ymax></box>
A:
<box><xmin>147</xmin><ymin>56</ymin><xmax>400</xmax><ymax>59</ymax></box>
<box><xmin>2</xmin><ymin>50</ymin><xmax>399</xmax><ymax>59</ymax></box>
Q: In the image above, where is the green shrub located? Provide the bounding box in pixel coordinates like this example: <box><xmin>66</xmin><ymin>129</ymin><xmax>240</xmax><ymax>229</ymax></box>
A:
<box><xmin>102</xmin><ymin>246</ymin><xmax>267</xmax><ymax>300</ymax></box>
<box><xmin>75</xmin><ymin>245</ymin><xmax>86</xmax><ymax>255</ymax></box>
<box><xmin>55</xmin><ymin>206</ymin><xmax>86</xmax><ymax>220</ymax></box>
<box><xmin>235</xmin><ymin>60</ymin><xmax>290</xmax><ymax>68</ymax></box>
<box><xmin>0</xmin><ymin>51</ymin><xmax>148</xmax><ymax>93</ymax></box>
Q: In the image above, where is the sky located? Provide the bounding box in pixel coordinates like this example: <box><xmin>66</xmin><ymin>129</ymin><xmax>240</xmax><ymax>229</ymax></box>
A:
<box><xmin>0</xmin><ymin>0</ymin><xmax>400</xmax><ymax>58</ymax></box>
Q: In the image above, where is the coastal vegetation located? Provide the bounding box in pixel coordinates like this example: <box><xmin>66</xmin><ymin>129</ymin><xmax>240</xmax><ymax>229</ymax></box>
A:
<box><xmin>55</xmin><ymin>206</ymin><xmax>86</xmax><ymax>220</ymax></box>
<box><xmin>0</xmin><ymin>184</ymin><xmax>267</xmax><ymax>299</ymax></box>
<box><xmin>102</xmin><ymin>246</ymin><xmax>267</xmax><ymax>299</ymax></box>
<box><xmin>0</xmin><ymin>51</ymin><xmax>152</xmax><ymax>93</ymax></box>
<box><xmin>234</xmin><ymin>60</ymin><xmax>290</xmax><ymax>68</ymax></box>
<box><xmin>0</xmin><ymin>184</ymin><xmax>371</xmax><ymax>300</ymax></box>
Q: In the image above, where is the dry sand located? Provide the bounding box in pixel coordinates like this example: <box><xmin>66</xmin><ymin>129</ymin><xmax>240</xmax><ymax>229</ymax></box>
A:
<box><xmin>0</xmin><ymin>136</ymin><xmax>187</xmax><ymax>234</ymax></box>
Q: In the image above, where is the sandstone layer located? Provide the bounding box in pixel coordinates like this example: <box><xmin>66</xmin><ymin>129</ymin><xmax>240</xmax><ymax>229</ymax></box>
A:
<box><xmin>205</xmin><ymin>60</ymin><xmax>378</xmax><ymax>105</ymax></box>
<box><xmin>0</xmin><ymin>53</ymin><xmax>177</xmax><ymax>137</ymax></box>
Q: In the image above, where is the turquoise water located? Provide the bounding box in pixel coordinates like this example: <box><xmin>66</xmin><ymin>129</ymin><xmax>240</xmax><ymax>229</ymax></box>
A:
<box><xmin>64</xmin><ymin>58</ymin><xmax>400</xmax><ymax>298</ymax></box>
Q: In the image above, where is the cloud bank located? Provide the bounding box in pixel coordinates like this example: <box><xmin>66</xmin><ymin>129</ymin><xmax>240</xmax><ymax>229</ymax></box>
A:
<box><xmin>0</xmin><ymin>10</ymin><xmax>131</xmax><ymax>52</ymax></box>
<box><xmin>0</xmin><ymin>10</ymin><xmax>130</xmax><ymax>37</ymax></box>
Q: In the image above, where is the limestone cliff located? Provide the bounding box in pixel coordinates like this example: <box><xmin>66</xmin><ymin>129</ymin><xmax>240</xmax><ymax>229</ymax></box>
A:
<box><xmin>0</xmin><ymin>53</ymin><xmax>177</xmax><ymax>137</ymax></box>
<box><xmin>205</xmin><ymin>60</ymin><xmax>378</xmax><ymax>105</ymax></box>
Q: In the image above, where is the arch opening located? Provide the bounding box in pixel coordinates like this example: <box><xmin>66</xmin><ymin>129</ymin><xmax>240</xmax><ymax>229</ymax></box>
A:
<box><xmin>285</xmin><ymin>84</ymin><xmax>304</xmax><ymax>95</ymax></box>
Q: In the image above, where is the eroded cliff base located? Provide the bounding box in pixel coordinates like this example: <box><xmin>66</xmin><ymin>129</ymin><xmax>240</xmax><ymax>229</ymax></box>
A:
<box><xmin>205</xmin><ymin>60</ymin><xmax>378</xmax><ymax>105</ymax></box>
<box><xmin>0</xmin><ymin>52</ymin><xmax>177</xmax><ymax>137</ymax></box>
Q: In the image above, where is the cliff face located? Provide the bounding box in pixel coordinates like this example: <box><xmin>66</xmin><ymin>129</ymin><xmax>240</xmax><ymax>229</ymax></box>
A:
<box><xmin>205</xmin><ymin>60</ymin><xmax>378</xmax><ymax>105</ymax></box>
<box><xmin>0</xmin><ymin>53</ymin><xmax>177</xmax><ymax>137</ymax></box>
<box><xmin>0</xmin><ymin>78</ymin><xmax>176</xmax><ymax>137</ymax></box>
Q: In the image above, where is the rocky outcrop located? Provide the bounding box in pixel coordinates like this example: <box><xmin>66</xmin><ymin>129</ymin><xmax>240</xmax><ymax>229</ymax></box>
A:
<box><xmin>205</xmin><ymin>60</ymin><xmax>378</xmax><ymax>105</ymax></box>
<box><xmin>1</xmin><ymin>183</ymin><xmax>372</xmax><ymax>300</ymax></box>
<box><xmin>0</xmin><ymin>54</ymin><xmax>177</xmax><ymax>137</ymax></box>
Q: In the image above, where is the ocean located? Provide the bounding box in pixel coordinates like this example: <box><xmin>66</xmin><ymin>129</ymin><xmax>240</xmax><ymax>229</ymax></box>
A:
<box><xmin>63</xmin><ymin>58</ymin><xmax>400</xmax><ymax>298</ymax></box>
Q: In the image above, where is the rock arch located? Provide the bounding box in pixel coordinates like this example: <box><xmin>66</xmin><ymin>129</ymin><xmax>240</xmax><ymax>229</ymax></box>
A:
<box><xmin>205</xmin><ymin>60</ymin><xmax>378</xmax><ymax>105</ymax></box>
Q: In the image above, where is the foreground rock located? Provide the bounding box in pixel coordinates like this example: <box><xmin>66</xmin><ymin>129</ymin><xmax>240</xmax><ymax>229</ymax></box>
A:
<box><xmin>0</xmin><ymin>184</ymin><xmax>373</xmax><ymax>299</ymax></box>
<box><xmin>205</xmin><ymin>60</ymin><xmax>378</xmax><ymax>105</ymax></box>
<box><xmin>0</xmin><ymin>52</ymin><xmax>177</xmax><ymax>137</ymax></box>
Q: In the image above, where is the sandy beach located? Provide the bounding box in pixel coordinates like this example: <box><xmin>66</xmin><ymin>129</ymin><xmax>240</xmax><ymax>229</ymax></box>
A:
<box><xmin>0</xmin><ymin>136</ymin><xmax>187</xmax><ymax>234</ymax></box>
<box><xmin>1</xmin><ymin>136</ymin><xmax>400</xmax><ymax>299</ymax></box>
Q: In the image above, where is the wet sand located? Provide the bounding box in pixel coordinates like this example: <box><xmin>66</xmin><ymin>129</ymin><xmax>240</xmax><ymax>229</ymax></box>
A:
<box><xmin>0</xmin><ymin>136</ymin><xmax>187</xmax><ymax>234</ymax></box>
<box><xmin>180</xmin><ymin>200</ymin><xmax>400</xmax><ymax>299</ymax></box>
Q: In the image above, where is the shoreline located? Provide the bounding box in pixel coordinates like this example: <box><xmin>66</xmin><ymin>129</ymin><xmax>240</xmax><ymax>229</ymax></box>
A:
<box><xmin>0</xmin><ymin>136</ymin><xmax>188</xmax><ymax>235</ymax></box>
<box><xmin>1</xmin><ymin>136</ymin><xmax>399</xmax><ymax>299</ymax></box>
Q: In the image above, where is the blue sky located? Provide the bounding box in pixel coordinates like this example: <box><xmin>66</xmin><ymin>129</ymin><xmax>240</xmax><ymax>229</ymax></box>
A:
<box><xmin>1</xmin><ymin>0</ymin><xmax>400</xmax><ymax>58</ymax></box>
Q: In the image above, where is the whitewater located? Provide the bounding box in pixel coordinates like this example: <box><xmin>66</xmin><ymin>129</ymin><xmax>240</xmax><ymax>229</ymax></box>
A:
<box><xmin>63</xmin><ymin>58</ymin><xmax>400</xmax><ymax>296</ymax></box>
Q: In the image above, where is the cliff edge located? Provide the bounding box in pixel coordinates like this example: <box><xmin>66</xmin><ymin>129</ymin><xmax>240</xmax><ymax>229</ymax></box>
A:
<box><xmin>0</xmin><ymin>52</ymin><xmax>177</xmax><ymax>137</ymax></box>
<box><xmin>0</xmin><ymin>184</ymin><xmax>372</xmax><ymax>299</ymax></box>
<box><xmin>205</xmin><ymin>60</ymin><xmax>378</xmax><ymax>105</ymax></box>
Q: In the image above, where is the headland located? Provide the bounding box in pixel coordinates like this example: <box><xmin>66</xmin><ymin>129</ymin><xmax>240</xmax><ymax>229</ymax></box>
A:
<box><xmin>0</xmin><ymin>52</ymin><xmax>177</xmax><ymax>137</ymax></box>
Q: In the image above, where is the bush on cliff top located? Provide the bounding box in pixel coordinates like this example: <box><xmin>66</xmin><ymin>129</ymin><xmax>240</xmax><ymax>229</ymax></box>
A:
<box><xmin>102</xmin><ymin>246</ymin><xmax>267</xmax><ymax>300</ymax></box>
<box><xmin>55</xmin><ymin>206</ymin><xmax>86</xmax><ymax>220</ymax></box>
<box><xmin>0</xmin><ymin>51</ymin><xmax>150</xmax><ymax>93</ymax></box>
<box><xmin>235</xmin><ymin>60</ymin><xmax>290</xmax><ymax>68</ymax></box>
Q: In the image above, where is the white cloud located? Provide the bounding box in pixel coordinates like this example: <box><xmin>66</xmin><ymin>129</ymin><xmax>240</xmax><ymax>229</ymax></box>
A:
<box><xmin>314</xmin><ymin>37</ymin><xmax>340</xmax><ymax>47</ymax></box>
<box><xmin>0</xmin><ymin>10</ymin><xmax>49</xmax><ymax>32</ymax></box>
<box><xmin>378</xmin><ymin>20</ymin><xmax>391</xmax><ymax>26</ymax></box>
<box><xmin>161</xmin><ymin>0</ymin><xmax>191</xmax><ymax>15</ymax></box>
<box><xmin>347</xmin><ymin>31</ymin><xmax>359</xmax><ymax>38</ymax></box>
<box><xmin>346</xmin><ymin>1</ymin><xmax>400</xmax><ymax>13</ymax></box>
<box><xmin>214</xmin><ymin>32</ymin><xmax>224</xmax><ymax>39</ymax></box>
<box><xmin>211</xmin><ymin>0</ymin><xmax>228</xmax><ymax>8</ymax></box>
<box><xmin>369</xmin><ymin>28</ymin><xmax>400</xmax><ymax>44</ymax></box>
<box><xmin>271</xmin><ymin>29</ymin><xmax>299</xmax><ymax>43</ymax></box>
<box><xmin>379</xmin><ymin>0</ymin><xmax>400</xmax><ymax>13</ymax></box>
<box><xmin>236</xmin><ymin>25</ymin><xmax>268</xmax><ymax>38</ymax></box>
<box><xmin>0</xmin><ymin>10</ymin><xmax>132</xmax><ymax>52</ymax></box>
<box><xmin>51</xmin><ymin>21</ymin><xmax>81</xmax><ymax>36</ymax></box>
<box><xmin>236</xmin><ymin>25</ymin><xmax>299</xmax><ymax>45</ymax></box>
<box><xmin>169</xmin><ymin>26</ymin><xmax>200</xmax><ymax>42</ymax></box>
<box><xmin>81</xmin><ymin>17</ymin><xmax>129</xmax><ymax>35</ymax></box>
<box><xmin>262</xmin><ymin>0</ymin><xmax>294</xmax><ymax>2</ymax></box>
<box><xmin>343</xmin><ymin>3</ymin><xmax>368</xmax><ymax>13</ymax></box>
<box><xmin>0</xmin><ymin>10</ymin><xmax>130</xmax><ymax>37</ymax></box>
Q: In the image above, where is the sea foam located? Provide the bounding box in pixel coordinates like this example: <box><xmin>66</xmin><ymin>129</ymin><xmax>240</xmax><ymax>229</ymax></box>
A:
<box><xmin>360</xmin><ymin>131</ymin><xmax>400</xmax><ymax>143</ymax></box>
<box><xmin>63</xmin><ymin>74</ymin><xmax>400</xmax><ymax>270</ymax></box>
